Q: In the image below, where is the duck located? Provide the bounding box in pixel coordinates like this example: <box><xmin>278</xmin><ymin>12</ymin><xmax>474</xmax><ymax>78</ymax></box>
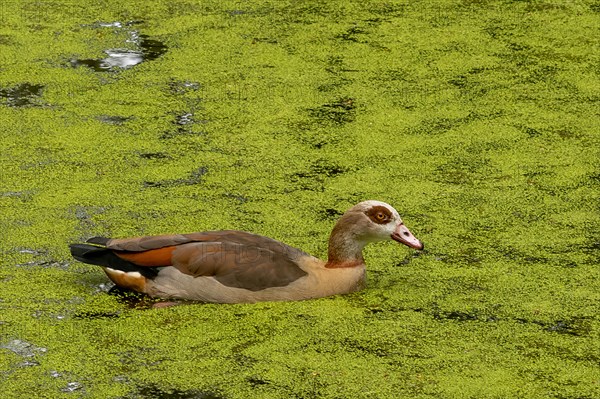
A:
<box><xmin>69</xmin><ymin>200</ymin><xmax>423</xmax><ymax>303</ymax></box>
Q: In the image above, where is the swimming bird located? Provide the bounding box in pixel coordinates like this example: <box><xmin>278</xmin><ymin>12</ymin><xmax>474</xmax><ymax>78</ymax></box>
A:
<box><xmin>69</xmin><ymin>200</ymin><xmax>423</xmax><ymax>303</ymax></box>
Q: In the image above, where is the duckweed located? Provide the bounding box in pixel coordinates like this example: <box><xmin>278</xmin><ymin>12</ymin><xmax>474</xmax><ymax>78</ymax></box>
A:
<box><xmin>1</xmin><ymin>1</ymin><xmax>599</xmax><ymax>398</ymax></box>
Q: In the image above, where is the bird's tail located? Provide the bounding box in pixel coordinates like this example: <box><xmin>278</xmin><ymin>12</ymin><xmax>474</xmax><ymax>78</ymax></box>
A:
<box><xmin>69</xmin><ymin>238</ymin><xmax>158</xmax><ymax>278</ymax></box>
<box><xmin>69</xmin><ymin>242</ymin><xmax>110</xmax><ymax>266</ymax></box>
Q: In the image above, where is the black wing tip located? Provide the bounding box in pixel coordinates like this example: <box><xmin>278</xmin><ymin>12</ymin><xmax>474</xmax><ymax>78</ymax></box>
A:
<box><xmin>68</xmin><ymin>242</ymin><xmax>159</xmax><ymax>279</ymax></box>
<box><xmin>69</xmin><ymin>243</ymin><xmax>103</xmax><ymax>255</ymax></box>
<box><xmin>69</xmin><ymin>243</ymin><xmax>108</xmax><ymax>265</ymax></box>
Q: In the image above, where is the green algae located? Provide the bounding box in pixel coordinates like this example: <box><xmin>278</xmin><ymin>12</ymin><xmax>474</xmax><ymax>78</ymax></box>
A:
<box><xmin>1</xmin><ymin>0</ymin><xmax>599</xmax><ymax>398</ymax></box>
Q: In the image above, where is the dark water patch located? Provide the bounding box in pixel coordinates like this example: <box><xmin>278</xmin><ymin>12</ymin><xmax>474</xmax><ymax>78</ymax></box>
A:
<box><xmin>130</xmin><ymin>383</ymin><xmax>224</xmax><ymax>399</ymax></box>
<box><xmin>143</xmin><ymin>167</ymin><xmax>208</xmax><ymax>188</ymax></box>
<box><xmin>581</xmin><ymin>238</ymin><xmax>600</xmax><ymax>264</ymax></box>
<box><xmin>325</xmin><ymin>55</ymin><xmax>359</xmax><ymax>74</ymax></box>
<box><xmin>497</xmin><ymin>40</ymin><xmax>553</xmax><ymax>73</ymax></box>
<box><xmin>251</xmin><ymin>37</ymin><xmax>278</xmax><ymax>44</ymax></box>
<box><xmin>587</xmin><ymin>172</ymin><xmax>600</xmax><ymax>184</ymax></box>
<box><xmin>527</xmin><ymin>64</ymin><xmax>561</xmax><ymax>83</ymax></box>
<box><xmin>522</xmin><ymin>169</ymin><xmax>555</xmax><ymax>186</ymax></box>
<box><xmin>545</xmin><ymin>320</ymin><xmax>576</xmax><ymax>335</ymax></box>
<box><xmin>448</xmin><ymin>74</ymin><xmax>468</xmax><ymax>88</ymax></box>
<box><xmin>559</xmin><ymin>260</ymin><xmax>578</xmax><ymax>268</ymax></box>
<box><xmin>246</xmin><ymin>376</ymin><xmax>270</xmax><ymax>387</ymax></box>
<box><xmin>433</xmin><ymin>310</ymin><xmax>479</xmax><ymax>322</ymax></box>
<box><xmin>317</xmin><ymin>56</ymin><xmax>355</xmax><ymax>91</ymax></box>
<box><xmin>521</xmin><ymin>125</ymin><xmax>584</xmax><ymax>141</ymax></box>
<box><xmin>483</xmin><ymin>22</ymin><xmax>516</xmax><ymax>41</ymax></box>
<box><xmin>318</xmin><ymin>207</ymin><xmax>343</xmax><ymax>221</ymax></box>
<box><xmin>448</xmin><ymin>70</ymin><xmax>490</xmax><ymax>98</ymax></box>
<box><xmin>555</xmin><ymin>128</ymin><xmax>577</xmax><ymax>139</ymax></box>
<box><xmin>506</xmin><ymin>41</ymin><xmax>531</xmax><ymax>54</ymax></box>
<box><xmin>139</xmin><ymin>35</ymin><xmax>168</xmax><ymax>62</ymax></box>
<box><xmin>316</xmin><ymin>81</ymin><xmax>347</xmax><ymax>93</ymax></box>
<box><xmin>139</xmin><ymin>152</ymin><xmax>170</xmax><ymax>160</ymax></box>
<box><xmin>97</xmin><ymin>115</ymin><xmax>132</xmax><ymax>125</ymax></box>
<box><xmin>524</xmin><ymin>255</ymin><xmax>550</xmax><ymax>264</ymax></box>
<box><xmin>426</xmin><ymin>302</ymin><xmax>500</xmax><ymax>323</ymax></box>
<box><xmin>71</xmin><ymin>26</ymin><xmax>167</xmax><ymax>72</ymax></box>
<box><xmin>307</xmin><ymin>98</ymin><xmax>356</xmax><ymax>125</ymax></box>
<box><xmin>74</xmin><ymin>311</ymin><xmax>121</xmax><ymax>320</ymax></box>
<box><xmin>337</xmin><ymin>25</ymin><xmax>367</xmax><ymax>42</ymax></box>
<box><xmin>517</xmin><ymin>317</ymin><xmax>592</xmax><ymax>337</ymax></box>
<box><xmin>292</xmin><ymin>160</ymin><xmax>348</xmax><ymax>179</ymax></box>
<box><xmin>0</xmin><ymin>83</ymin><xmax>44</xmax><ymax>107</ymax></box>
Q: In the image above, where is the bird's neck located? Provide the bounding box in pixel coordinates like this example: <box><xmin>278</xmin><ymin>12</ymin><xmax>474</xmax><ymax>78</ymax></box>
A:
<box><xmin>325</xmin><ymin>218</ymin><xmax>366</xmax><ymax>269</ymax></box>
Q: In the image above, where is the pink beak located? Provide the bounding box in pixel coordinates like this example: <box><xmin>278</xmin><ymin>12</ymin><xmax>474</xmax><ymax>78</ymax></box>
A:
<box><xmin>391</xmin><ymin>223</ymin><xmax>424</xmax><ymax>250</ymax></box>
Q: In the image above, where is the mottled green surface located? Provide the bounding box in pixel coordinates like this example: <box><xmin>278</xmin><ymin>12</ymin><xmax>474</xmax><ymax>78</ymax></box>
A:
<box><xmin>1</xmin><ymin>0</ymin><xmax>599</xmax><ymax>398</ymax></box>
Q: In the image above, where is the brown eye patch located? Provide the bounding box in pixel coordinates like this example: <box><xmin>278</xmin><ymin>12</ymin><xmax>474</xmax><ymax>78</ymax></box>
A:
<box><xmin>365</xmin><ymin>205</ymin><xmax>392</xmax><ymax>224</ymax></box>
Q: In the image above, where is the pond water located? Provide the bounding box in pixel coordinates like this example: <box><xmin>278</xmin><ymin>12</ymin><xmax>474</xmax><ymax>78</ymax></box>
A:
<box><xmin>0</xmin><ymin>83</ymin><xmax>44</xmax><ymax>107</ymax></box>
<box><xmin>71</xmin><ymin>22</ymin><xmax>167</xmax><ymax>71</ymax></box>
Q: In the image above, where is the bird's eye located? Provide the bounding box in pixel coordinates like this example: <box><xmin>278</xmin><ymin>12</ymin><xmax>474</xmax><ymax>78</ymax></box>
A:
<box><xmin>376</xmin><ymin>212</ymin><xmax>386</xmax><ymax>221</ymax></box>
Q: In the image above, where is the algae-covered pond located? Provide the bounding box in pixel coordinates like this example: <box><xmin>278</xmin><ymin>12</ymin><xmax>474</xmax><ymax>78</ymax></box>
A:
<box><xmin>1</xmin><ymin>0</ymin><xmax>599</xmax><ymax>398</ymax></box>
